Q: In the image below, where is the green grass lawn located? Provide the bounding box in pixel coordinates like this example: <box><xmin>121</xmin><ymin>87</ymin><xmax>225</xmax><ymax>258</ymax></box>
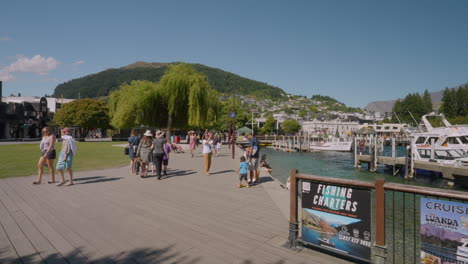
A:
<box><xmin>0</xmin><ymin>142</ymin><xmax>129</xmax><ymax>179</ymax></box>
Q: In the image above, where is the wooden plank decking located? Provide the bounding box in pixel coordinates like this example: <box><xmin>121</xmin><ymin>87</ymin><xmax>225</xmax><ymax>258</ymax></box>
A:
<box><xmin>0</xmin><ymin>147</ymin><xmax>351</xmax><ymax>264</ymax></box>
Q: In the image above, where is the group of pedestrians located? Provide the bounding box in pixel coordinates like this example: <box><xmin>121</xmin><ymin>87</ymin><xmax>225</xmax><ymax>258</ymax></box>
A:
<box><xmin>128</xmin><ymin>129</ymin><xmax>170</xmax><ymax>179</ymax></box>
<box><xmin>34</xmin><ymin>127</ymin><xmax>76</xmax><ymax>186</ymax></box>
<box><xmin>33</xmin><ymin>127</ymin><xmax>262</xmax><ymax>189</ymax></box>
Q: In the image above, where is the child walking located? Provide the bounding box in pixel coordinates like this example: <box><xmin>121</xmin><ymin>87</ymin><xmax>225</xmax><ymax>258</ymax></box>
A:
<box><xmin>162</xmin><ymin>141</ymin><xmax>171</xmax><ymax>175</ymax></box>
<box><xmin>237</xmin><ymin>156</ymin><xmax>250</xmax><ymax>188</ymax></box>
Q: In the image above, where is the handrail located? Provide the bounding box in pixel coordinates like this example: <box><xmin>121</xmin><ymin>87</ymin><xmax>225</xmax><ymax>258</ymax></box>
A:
<box><xmin>293</xmin><ymin>172</ymin><xmax>468</xmax><ymax>199</ymax></box>
<box><xmin>294</xmin><ymin>173</ymin><xmax>375</xmax><ymax>189</ymax></box>
<box><xmin>384</xmin><ymin>182</ymin><xmax>468</xmax><ymax>200</ymax></box>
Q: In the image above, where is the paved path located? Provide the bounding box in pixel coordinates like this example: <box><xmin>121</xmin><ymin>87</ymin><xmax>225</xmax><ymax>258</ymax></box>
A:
<box><xmin>0</xmin><ymin>146</ymin><xmax>351</xmax><ymax>264</ymax></box>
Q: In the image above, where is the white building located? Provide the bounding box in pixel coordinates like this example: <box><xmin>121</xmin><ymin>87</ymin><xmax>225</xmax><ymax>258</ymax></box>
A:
<box><xmin>2</xmin><ymin>96</ymin><xmax>74</xmax><ymax>113</ymax></box>
<box><xmin>302</xmin><ymin>119</ymin><xmax>361</xmax><ymax>137</ymax></box>
<box><xmin>368</xmin><ymin>123</ymin><xmax>408</xmax><ymax>137</ymax></box>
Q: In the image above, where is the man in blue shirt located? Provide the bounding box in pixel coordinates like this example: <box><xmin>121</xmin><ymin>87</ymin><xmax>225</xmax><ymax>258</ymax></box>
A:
<box><xmin>247</xmin><ymin>133</ymin><xmax>260</xmax><ymax>184</ymax></box>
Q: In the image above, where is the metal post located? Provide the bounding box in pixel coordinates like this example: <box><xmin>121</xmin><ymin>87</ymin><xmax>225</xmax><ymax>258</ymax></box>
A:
<box><xmin>430</xmin><ymin>138</ymin><xmax>435</xmax><ymax>160</ymax></box>
<box><xmin>354</xmin><ymin>137</ymin><xmax>358</xmax><ymax>167</ymax></box>
<box><xmin>288</xmin><ymin>169</ymin><xmax>299</xmax><ymax>248</ymax></box>
<box><xmin>374</xmin><ymin>178</ymin><xmax>387</xmax><ymax>263</ymax></box>
<box><xmin>404</xmin><ymin>145</ymin><xmax>410</xmax><ymax>178</ymax></box>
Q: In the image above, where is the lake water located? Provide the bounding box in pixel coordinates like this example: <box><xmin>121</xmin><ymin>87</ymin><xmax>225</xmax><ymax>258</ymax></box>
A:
<box><xmin>263</xmin><ymin>147</ymin><xmax>467</xmax><ymax>190</ymax></box>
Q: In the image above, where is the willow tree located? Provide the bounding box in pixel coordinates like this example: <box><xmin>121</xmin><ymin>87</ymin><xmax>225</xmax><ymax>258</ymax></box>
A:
<box><xmin>108</xmin><ymin>64</ymin><xmax>216</xmax><ymax>140</ymax></box>
<box><xmin>109</xmin><ymin>80</ymin><xmax>159</xmax><ymax>129</ymax></box>
<box><xmin>157</xmin><ymin>63</ymin><xmax>213</xmax><ymax>140</ymax></box>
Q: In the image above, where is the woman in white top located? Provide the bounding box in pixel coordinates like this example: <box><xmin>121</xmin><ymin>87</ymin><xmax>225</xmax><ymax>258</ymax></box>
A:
<box><xmin>33</xmin><ymin>127</ymin><xmax>56</xmax><ymax>184</ymax></box>
<box><xmin>202</xmin><ymin>132</ymin><xmax>213</xmax><ymax>175</ymax></box>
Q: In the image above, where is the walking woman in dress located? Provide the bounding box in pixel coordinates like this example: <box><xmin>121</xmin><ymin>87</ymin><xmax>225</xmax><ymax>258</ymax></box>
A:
<box><xmin>33</xmin><ymin>127</ymin><xmax>56</xmax><ymax>184</ymax></box>
<box><xmin>152</xmin><ymin>130</ymin><xmax>167</xmax><ymax>180</ymax></box>
<box><xmin>128</xmin><ymin>129</ymin><xmax>140</xmax><ymax>174</ymax></box>
<box><xmin>56</xmin><ymin>127</ymin><xmax>77</xmax><ymax>186</ymax></box>
<box><xmin>189</xmin><ymin>131</ymin><xmax>197</xmax><ymax>157</ymax></box>
<box><xmin>136</xmin><ymin>130</ymin><xmax>153</xmax><ymax>178</ymax></box>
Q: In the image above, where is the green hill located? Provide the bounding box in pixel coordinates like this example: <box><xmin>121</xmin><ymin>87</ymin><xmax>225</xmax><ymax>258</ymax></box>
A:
<box><xmin>52</xmin><ymin>62</ymin><xmax>287</xmax><ymax>100</ymax></box>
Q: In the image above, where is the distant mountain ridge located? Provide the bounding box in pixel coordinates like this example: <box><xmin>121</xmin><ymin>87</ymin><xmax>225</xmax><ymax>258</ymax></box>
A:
<box><xmin>52</xmin><ymin>62</ymin><xmax>287</xmax><ymax>100</ymax></box>
<box><xmin>364</xmin><ymin>86</ymin><xmax>463</xmax><ymax>114</ymax></box>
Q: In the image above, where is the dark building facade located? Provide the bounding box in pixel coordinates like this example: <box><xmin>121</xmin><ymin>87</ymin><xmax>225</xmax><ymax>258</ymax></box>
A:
<box><xmin>0</xmin><ymin>81</ymin><xmax>50</xmax><ymax>139</ymax></box>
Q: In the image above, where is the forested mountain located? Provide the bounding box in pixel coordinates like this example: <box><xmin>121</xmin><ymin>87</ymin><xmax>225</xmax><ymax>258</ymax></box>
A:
<box><xmin>52</xmin><ymin>62</ymin><xmax>286</xmax><ymax>100</ymax></box>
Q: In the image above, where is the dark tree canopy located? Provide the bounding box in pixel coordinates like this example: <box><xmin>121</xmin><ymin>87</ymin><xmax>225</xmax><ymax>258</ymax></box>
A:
<box><xmin>440</xmin><ymin>85</ymin><xmax>468</xmax><ymax>124</ymax></box>
<box><xmin>53</xmin><ymin>62</ymin><xmax>286</xmax><ymax>100</ymax></box>
<box><xmin>391</xmin><ymin>93</ymin><xmax>432</xmax><ymax>125</ymax></box>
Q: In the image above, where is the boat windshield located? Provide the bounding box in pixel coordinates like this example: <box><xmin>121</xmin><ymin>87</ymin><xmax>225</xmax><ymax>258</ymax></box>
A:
<box><xmin>447</xmin><ymin>150</ymin><xmax>464</xmax><ymax>158</ymax></box>
<box><xmin>461</xmin><ymin>136</ymin><xmax>468</xmax><ymax>144</ymax></box>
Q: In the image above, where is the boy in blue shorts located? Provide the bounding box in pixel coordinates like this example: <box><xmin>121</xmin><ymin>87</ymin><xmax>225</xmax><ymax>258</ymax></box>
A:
<box><xmin>237</xmin><ymin>156</ymin><xmax>250</xmax><ymax>188</ymax></box>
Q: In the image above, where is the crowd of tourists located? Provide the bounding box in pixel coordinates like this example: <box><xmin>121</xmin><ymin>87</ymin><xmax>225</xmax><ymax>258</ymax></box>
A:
<box><xmin>33</xmin><ymin>127</ymin><xmax>263</xmax><ymax>188</ymax></box>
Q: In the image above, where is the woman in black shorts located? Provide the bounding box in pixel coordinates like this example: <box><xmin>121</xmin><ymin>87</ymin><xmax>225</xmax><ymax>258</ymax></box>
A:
<box><xmin>34</xmin><ymin>127</ymin><xmax>56</xmax><ymax>184</ymax></box>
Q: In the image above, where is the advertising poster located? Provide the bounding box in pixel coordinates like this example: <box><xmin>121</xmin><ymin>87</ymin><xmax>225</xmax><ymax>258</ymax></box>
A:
<box><xmin>420</xmin><ymin>198</ymin><xmax>468</xmax><ymax>264</ymax></box>
<box><xmin>300</xmin><ymin>180</ymin><xmax>372</xmax><ymax>261</ymax></box>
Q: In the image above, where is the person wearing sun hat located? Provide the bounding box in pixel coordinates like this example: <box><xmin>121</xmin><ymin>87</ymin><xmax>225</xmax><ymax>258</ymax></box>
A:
<box><xmin>136</xmin><ymin>130</ymin><xmax>153</xmax><ymax>178</ymax></box>
<box><xmin>152</xmin><ymin>130</ymin><xmax>167</xmax><ymax>180</ymax></box>
<box><xmin>56</xmin><ymin>127</ymin><xmax>77</xmax><ymax>186</ymax></box>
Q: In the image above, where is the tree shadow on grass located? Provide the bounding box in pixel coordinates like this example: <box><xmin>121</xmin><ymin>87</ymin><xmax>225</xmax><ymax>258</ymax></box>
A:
<box><xmin>1</xmin><ymin>245</ymin><xmax>203</xmax><ymax>264</ymax></box>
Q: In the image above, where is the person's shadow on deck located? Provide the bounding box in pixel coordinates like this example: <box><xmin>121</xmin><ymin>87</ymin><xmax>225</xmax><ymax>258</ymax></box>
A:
<box><xmin>73</xmin><ymin>176</ymin><xmax>123</xmax><ymax>185</ymax></box>
<box><xmin>145</xmin><ymin>169</ymin><xmax>196</xmax><ymax>180</ymax></box>
<box><xmin>210</xmin><ymin>169</ymin><xmax>235</xmax><ymax>175</ymax></box>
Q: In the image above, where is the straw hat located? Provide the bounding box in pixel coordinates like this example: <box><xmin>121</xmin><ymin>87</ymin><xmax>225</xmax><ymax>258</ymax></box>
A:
<box><xmin>156</xmin><ymin>130</ymin><xmax>164</xmax><ymax>138</ymax></box>
<box><xmin>143</xmin><ymin>130</ymin><xmax>153</xmax><ymax>137</ymax></box>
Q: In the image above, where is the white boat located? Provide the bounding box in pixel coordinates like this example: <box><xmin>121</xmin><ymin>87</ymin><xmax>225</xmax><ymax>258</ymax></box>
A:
<box><xmin>309</xmin><ymin>138</ymin><xmax>353</xmax><ymax>152</ymax></box>
<box><xmin>411</xmin><ymin>113</ymin><xmax>468</xmax><ymax>151</ymax></box>
<box><xmin>410</xmin><ymin>113</ymin><xmax>468</xmax><ymax>164</ymax></box>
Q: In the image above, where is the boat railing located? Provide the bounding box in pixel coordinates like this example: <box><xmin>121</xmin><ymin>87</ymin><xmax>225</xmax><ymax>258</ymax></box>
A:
<box><xmin>287</xmin><ymin>169</ymin><xmax>468</xmax><ymax>263</ymax></box>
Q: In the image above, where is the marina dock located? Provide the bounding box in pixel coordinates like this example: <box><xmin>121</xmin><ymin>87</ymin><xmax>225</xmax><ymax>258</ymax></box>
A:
<box><xmin>356</xmin><ymin>154</ymin><xmax>468</xmax><ymax>181</ymax></box>
<box><xmin>0</xmin><ymin>146</ymin><xmax>350</xmax><ymax>264</ymax></box>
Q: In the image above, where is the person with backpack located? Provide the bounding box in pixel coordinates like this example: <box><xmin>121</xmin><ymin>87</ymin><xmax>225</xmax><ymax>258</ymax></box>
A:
<box><xmin>246</xmin><ymin>133</ymin><xmax>260</xmax><ymax>184</ymax></box>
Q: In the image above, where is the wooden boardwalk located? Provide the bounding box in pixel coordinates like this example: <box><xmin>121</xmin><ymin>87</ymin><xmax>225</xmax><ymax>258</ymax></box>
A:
<box><xmin>0</xmin><ymin>146</ymin><xmax>351</xmax><ymax>264</ymax></box>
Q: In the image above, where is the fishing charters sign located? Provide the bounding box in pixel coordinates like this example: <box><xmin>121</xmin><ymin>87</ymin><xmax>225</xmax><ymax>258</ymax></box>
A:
<box><xmin>420</xmin><ymin>198</ymin><xmax>468</xmax><ymax>264</ymax></box>
<box><xmin>300</xmin><ymin>180</ymin><xmax>372</xmax><ymax>261</ymax></box>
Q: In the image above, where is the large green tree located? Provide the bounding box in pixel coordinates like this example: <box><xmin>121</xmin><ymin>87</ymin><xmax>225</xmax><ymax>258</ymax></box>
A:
<box><xmin>440</xmin><ymin>85</ymin><xmax>468</xmax><ymax>124</ymax></box>
<box><xmin>261</xmin><ymin>115</ymin><xmax>276</xmax><ymax>135</ymax></box>
<box><xmin>391</xmin><ymin>93</ymin><xmax>431</xmax><ymax>125</ymax></box>
<box><xmin>422</xmin><ymin>89</ymin><xmax>433</xmax><ymax>114</ymax></box>
<box><xmin>282</xmin><ymin>119</ymin><xmax>301</xmax><ymax>134</ymax></box>
<box><xmin>54</xmin><ymin>98</ymin><xmax>110</xmax><ymax>137</ymax></box>
<box><xmin>109</xmin><ymin>80</ymin><xmax>159</xmax><ymax>129</ymax></box>
<box><xmin>109</xmin><ymin>63</ymin><xmax>219</xmax><ymax>140</ymax></box>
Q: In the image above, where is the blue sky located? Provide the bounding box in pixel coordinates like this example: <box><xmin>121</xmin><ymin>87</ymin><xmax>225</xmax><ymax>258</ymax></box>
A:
<box><xmin>1</xmin><ymin>0</ymin><xmax>467</xmax><ymax>107</ymax></box>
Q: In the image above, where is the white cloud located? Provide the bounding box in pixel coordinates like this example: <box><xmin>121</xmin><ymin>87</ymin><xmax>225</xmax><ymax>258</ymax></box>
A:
<box><xmin>0</xmin><ymin>36</ymin><xmax>12</xmax><ymax>41</ymax></box>
<box><xmin>72</xmin><ymin>60</ymin><xmax>85</xmax><ymax>66</ymax></box>
<box><xmin>0</xmin><ymin>55</ymin><xmax>60</xmax><ymax>82</ymax></box>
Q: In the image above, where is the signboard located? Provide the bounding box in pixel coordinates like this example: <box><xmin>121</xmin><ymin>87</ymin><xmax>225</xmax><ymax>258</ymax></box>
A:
<box><xmin>420</xmin><ymin>198</ymin><xmax>468</xmax><ymax>264</ymax></box>
<box><xmin>301</xmin><ymin>181</ymin><xmax>372</xmax><ymax>261</ymax></box>
<box><xmin>230</xmin><ymin>112</ymin><xmax>236</xmax><ymax>118</ymax></box>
